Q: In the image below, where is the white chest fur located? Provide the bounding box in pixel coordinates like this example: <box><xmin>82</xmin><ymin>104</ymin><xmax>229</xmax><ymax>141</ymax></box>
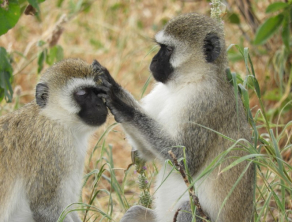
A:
<box><xmin>141</xmin><ymin>83</ymin><xmax>191</xmax><ymax>137</ymax></box>
<box><xmin>140</xmin><ymin>83</ymin><xmax>196</xmax><ymax>221</ymax></box>
<box><xmin>154</xmin><ymin>166</ymin><xmax>190</xmax><ymax>222</ymax></box>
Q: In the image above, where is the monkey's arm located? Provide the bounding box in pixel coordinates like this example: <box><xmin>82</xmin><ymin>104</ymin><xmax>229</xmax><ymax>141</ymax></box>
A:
<box><xmin>97</xmin><ymin>76</ymin><xmax>176</xmax><ymax>160</ymax></box>
<box><xmin>93</xmin><ymin>61</ymin><xmax>177</xmax><ymax>159</ymax></box>
<box><xmin>95</xmin><ymin>62</ymin><xmax>218</xmax><ymax>174</ymax></box>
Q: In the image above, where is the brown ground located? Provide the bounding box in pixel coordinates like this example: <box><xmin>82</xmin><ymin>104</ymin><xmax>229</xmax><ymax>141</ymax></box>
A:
<box><xmin>1</xmin><ymin>0</ymin><xmax>291</xmax><ymax>221</ymax></box>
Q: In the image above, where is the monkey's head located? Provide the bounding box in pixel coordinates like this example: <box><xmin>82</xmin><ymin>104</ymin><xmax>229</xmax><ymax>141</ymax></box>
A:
<box><xmin>35</xmin><ymin>58</ymin><xmax>108</xmax><ymax>127</ymax></box>
<box><xmin>150</xmin><ymin>13</ymin><xmax>227</xmax><ymax>84</ymax></box>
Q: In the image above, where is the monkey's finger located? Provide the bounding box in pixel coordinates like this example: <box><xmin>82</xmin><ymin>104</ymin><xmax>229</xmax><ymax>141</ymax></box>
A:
<box><xmin>92</xmin><ymin>60</ymin><xmax>104</xmax><ymax>70</ymax></box>
<box><xmin>92</xmin><ymin>59</ymin><xmax>101</xmax><ymax>66</ymax></box>
<box><xmin>102</xmin><ymin>79</ymin><xmax>112</xmax><ymax>88</ymax></box>
<box><xmin>98</xmin><ymin>93</ymin><xmax>110</xmax><ymax>100</ymax></box>
<box><xmin>94</xmin><ymin>74</ymin><xmax>105</xmax><ymax>84</ymax></box>
<box><xmin>95</xmin><ymin>73</ymin><xmax>111</xmax><ymax>85</ymax></box>
<box><xmin>97</xmin><ymin>74</ymin><xmax>107</xmax><ymax>81</ymax></box>
<box><xmin>96</xmin><ymin>85</ymin><xmax>110</xmax><ymax>94</ymax></box>
<box><xmin>97</xmin><ymin>94</ymin><xmax>115</xmax><ymax>111</ymax></box>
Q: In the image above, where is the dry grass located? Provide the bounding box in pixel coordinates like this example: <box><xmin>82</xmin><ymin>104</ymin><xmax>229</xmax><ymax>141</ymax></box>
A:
<box><xmin>1</xmin><ymin>0</ymin><xmax>292</xmax><ymax>221</ymax></box>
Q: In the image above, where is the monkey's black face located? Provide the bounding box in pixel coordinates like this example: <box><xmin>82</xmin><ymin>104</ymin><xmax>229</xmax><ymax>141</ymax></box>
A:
<box><xmin>74</xmin><ymin>87</ymin><xmax>108</xmax><ymax>126</ymax></box>
<box><xmin>150</xmin><ymin>44</ymin><xmax>174</xmax><ymax>83</ymax></box>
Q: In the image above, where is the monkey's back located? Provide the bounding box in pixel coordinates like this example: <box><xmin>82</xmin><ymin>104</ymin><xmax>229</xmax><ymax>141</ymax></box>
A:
<box><xmin>0</xmin><ymin>102</ymin><xmax>84</xmax><ymax>220</ymax></box>
<box><xmin>0</xmin><ymin>102</ymin><xmax>72</xmax><ymax>172</ymax></box>
<box><xmin>145</xmin><ymin>78</ymin><xmax>254</xmax><ymax>222</ymax></box>
<box><xmin>190</xmin><ymin>79</ymin><xmax>255</xmax><ymax>222</ymax></box>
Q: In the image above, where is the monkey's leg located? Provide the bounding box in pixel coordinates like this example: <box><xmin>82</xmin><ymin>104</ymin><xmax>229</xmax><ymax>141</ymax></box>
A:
<box><xmin>120</xmin><ymin>205</ymin><xmax>156</xmax><ymax>222</ymax></box>
<box><xmin>31</xmin><ymin>202</ymin><xmax>77</xmax><ymax>222</ymax></box>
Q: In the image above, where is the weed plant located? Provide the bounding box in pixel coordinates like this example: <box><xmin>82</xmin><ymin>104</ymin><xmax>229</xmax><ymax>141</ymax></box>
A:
<box><xmin>0</xmin><ymin>0</ymin><xmax>291</xmax><ymax>221</ymax></box>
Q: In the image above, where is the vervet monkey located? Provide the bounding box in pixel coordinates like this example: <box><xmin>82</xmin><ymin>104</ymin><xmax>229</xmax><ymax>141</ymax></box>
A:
<box><xmin>0</xmin><ymin>59</ymin><xmax>108</xmax><ymax>222</ymax></box>
<box><xmin>94</xmin><ymin>12</ymin><xmax>254</xmax><ymax>222</ymax></box>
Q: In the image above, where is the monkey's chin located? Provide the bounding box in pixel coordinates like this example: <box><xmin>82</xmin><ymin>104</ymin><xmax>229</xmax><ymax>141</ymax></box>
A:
<box><xmin>78</xmin><ymin>110</ymin><xmax>108</xmax><ymax>127</ymax></box>
<box><xmin>87</xmin><ymin>114</ymin><xmax>108</xmax><ymax>126</ymax></box>
<box><xmin>151</xmin><ymin>71</ymin><xmax>172</xmax><ymax>84</ymax></box>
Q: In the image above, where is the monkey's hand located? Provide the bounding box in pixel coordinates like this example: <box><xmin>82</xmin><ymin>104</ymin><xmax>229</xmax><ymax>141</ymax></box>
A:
<box><xmin>93</xmin><ymin>59</ymin><xmax>141</xmax><ymax>123</ymax></box>
<box><xmin>97</xmin><ymin>78</ymin><xmax>136</xmax><ymax>123</ymax></box>
<box><xmin>92</xmin><ymin>60</ymin><xmax>120</xmax><ymax>90</ymax></box>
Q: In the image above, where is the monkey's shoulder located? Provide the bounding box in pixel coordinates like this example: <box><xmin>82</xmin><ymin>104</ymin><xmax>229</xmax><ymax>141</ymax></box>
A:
<box><xmin>0</xmin><ymin>102</ymin><xmax>73</xmax><ymax>150</ymax></box>
<box><xmin>0</xmin><ymin>102</ymin><xmax>39</xmax><ymax>130</ymax></box>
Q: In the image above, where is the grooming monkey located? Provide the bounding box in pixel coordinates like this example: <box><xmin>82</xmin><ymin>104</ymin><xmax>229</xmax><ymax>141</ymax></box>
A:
<box><xmin>94</xmin><ymin>12</ymin><xmax>255</xmax><ymax>222</ymax></box>
<box><xmin>0</xmin><ymin>59</ymin><xmax>108</xmax><ymax>222</ymax></box>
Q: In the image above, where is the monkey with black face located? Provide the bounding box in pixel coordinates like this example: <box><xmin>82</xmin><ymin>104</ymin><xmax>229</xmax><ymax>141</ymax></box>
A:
<box><xmin>0</xmin><ymin>59</ymin><xmax>108</xmax><ymax>222</ymax></box>
<box><xmin>94</xmin><ymin>13</ymin><xmax>254</xmax><ymax>222</ymax></box>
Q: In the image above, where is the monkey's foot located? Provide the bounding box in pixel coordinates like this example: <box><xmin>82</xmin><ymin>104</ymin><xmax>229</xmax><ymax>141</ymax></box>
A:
<box><xmin>120</xmin><ymin>205</ymin><xmax>156</xmax><ymax>222</ymax></box>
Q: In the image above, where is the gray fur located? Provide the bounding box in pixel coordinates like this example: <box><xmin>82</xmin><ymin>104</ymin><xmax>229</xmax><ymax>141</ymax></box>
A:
<box><xmin>95</xmin><ymin>13</ymin><xmax>255</xmax><ymax>222</ymax></box>
<box><xmin>120</xmin><ymin>205</ymin><xmax>156</xmax><ymax>222</ymax></box>
<box><xmin>0</xmin><ymin>59</ymin><xmax>107</xmax><ymax>222</ymax></box>
<box><xmin>177</xmin><ymin>201</ymin><xmax>193</xmax><ymax>222</ymax></box>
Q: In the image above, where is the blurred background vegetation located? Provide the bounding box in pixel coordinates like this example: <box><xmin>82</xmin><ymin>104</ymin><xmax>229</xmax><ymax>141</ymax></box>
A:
<box><xmin>1</xmin><ymin>0</ymin><xmax>292</xmax><ymax>221</ymax></box>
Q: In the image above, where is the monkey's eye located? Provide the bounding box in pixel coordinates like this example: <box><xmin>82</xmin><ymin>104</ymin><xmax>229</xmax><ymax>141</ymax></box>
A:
<box><xmin>166</xmin><ymin>46</ymin><xmax>173</xmax><ymax>53</ymax></box>
<box><xmin>75</xmin><ymin>89</ymin><xmax>87</xmax><ymax>96</ymax></box>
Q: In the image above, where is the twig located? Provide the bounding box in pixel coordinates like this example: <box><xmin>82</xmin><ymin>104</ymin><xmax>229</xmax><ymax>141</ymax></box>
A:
<box><xmin>1</xmin><ymin>0</ymin><xmax>8</xmax><ymax>9</ymax></box>
<box><xmin>173</xmin><ymin>208</ymin><xmax>181</xmax><ymax>222</ymax></box>
<box><xmin>47</xmin><ymin>14</ymin><xmax>68</xmax><ymax>47</ymax></box>
<box><xmin>168</xmin><ymin>150</ymin><xmax>209</xmax><ymax>221</ymax></box>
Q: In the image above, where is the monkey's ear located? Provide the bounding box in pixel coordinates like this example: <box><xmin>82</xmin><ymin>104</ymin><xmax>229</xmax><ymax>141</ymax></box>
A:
<box><xmin>36</xmin><ymin>83</ymin><xmax>49</xmax><ymax>108</ymax></box>
<box><xmin>203</xmin><ymin>33</ymin><xmax>221</xmax><ymax>63</ymax></box>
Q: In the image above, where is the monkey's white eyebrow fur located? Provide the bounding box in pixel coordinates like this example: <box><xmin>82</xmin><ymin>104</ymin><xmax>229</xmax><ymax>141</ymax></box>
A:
<box><xmin>155</xmin><ymin>30</ymin><xmax>171</xmax><ymax>45</ymax></box>
<box><xmin>66</xmin><ymin>78</ymin><xmax>96</xmax><ymax>93</ymax></box>
<box><xmin>155</xmin><ymin>30</ymin><xmax>179</xmax><ymax>46</ymax></box>
<box><xmin>155</xmin><ymin>30</ymin><xmax>164</xmax><ymax>43</ymax></box>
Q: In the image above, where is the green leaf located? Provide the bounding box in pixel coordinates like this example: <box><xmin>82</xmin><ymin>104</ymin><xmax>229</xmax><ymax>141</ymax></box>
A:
<box><xmin>228</xmin><ymin>13</ymin><xmax>240</xmax><ymax>24</ymax></box>
<box><xmin>225</xmin><ymin>68</ymin><xmax>232</xmax><ymax>83</ymax></box>
<box><xmin>254</xmin><ymin>14</ymin><xmax>284</xmax><ymax>45</ymax></box>
<box><xmin>238</xmin><ymin>83</ymin><xmax>258</xmax><ymax>146</ymax></box>
<box><xmin>0</xmin><ymin>48</ymin><xmax>13</xmax><ymax>74</ymax></box>
<box><xmin>37</xmin><ymin>40</ymin><xmax>46</xmax><ymax>47</ymax></box>
<box><xmin>231</xmin><ymin>71</ymin><xmax>240</xmax><ymax>131</ymax></box>
<box><xmin>281</xmin><ymin>15</ymin><xmax>290</xmax><ymax>49</ymax></box>
<box><xmin>266</xmin><ymin>2</ymin><xmax>288</xmax><ymax>13</ymax></box>
<box><xmin>252</xmin><ymin>76</ymin><xmax>261</xmax><ymax>99</ymax></box>
<box><xmin>54</xmin><ymin>45</ymin><xmax>64</xmax><ymax>62</ymax></box>
<box><xmin>68</xmin><ymin>0</ymin><xmax>83</xmax><ymax>15</ymax></box>
<box><xmin>0</xmin><ymin>0</ymin><xmax>21</xmax><ymax>36</ymax></box>
<box><xmin>46</xmin><ymin>45</ymin><xmax>64</xmax><ymax>66</ymax></box>
<box><xmin>37</xmin><ymin>49</ymin><xmax>47</xmax><ymax>74</ymax></box>
<box><xmin>243</xmin><ymin>47</ymin><xmax>251</xmax><ymax>75</ymax></box>
<box><xmin>110</xmin><ymin>2</ymin><xmax>124</xmax><ymax>11</ymax></box>
<box><xmin>27</xmin><ymin>0</ymin><xmax>44</xmax><ymax>17</ymax></box>
<box><xmin>226</xmin><ymin>44</ymin><xmax>245</xmax><ymax>58</ymax></box>
<box><xmin>57</xmin><ymin>0</ymin><xmax>65</xmax><ymax>7</ymax></box>
<box><xmin>243</xmin><ymin>48</ymin><xmax>261</xmax><ymax>98</ymax></box>
<box><xmin>27</xmin><ymin>0</ymin><xmax>40</xmax><ymax>13</ymax></box>
<box><xmin>0</xmin><ymin>47</ymin><xmax>14</xmax><ymax>102</ymax></box>
<box><xmin>228</xmin><ymin>53</ymin><xmax>243</xmax><ymax>62</ymax></box>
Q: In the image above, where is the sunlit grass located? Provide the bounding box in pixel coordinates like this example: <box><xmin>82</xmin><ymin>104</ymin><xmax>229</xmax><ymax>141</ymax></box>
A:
<box><xmin>1</xmin><ymin>0</ymin><xmax>292</xmax><ymax>221</ymax></box>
